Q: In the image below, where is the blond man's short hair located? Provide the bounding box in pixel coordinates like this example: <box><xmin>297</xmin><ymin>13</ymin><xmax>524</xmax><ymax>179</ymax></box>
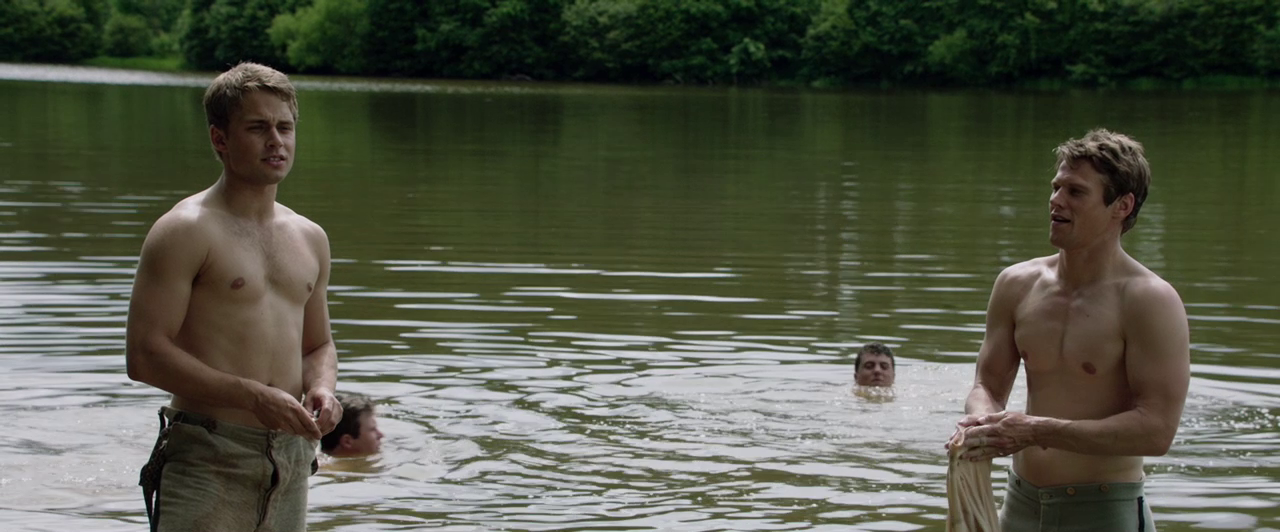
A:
<box><xmin>202</xmin><ymin>62</ymin><xmax>298</xmax><ymax>133</ymax></box>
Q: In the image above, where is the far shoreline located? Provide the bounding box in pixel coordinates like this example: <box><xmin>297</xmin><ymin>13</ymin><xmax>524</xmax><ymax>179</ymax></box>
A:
<box><xmin>4</xmin><ymin>58</ymin><xmax>1279</xmax><ymax>94</ymax></box>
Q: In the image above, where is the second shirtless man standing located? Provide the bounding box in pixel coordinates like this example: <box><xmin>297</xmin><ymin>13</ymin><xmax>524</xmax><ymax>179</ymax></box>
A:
<box><xmin>954</xmin><ymin>129</ymin><xmax>1190</xmax><ymax>532</ymax></box>
<box><xmin>126</xmin><ymin>62</ymin><xmax>341</xmax><ymax>532</ymax></box>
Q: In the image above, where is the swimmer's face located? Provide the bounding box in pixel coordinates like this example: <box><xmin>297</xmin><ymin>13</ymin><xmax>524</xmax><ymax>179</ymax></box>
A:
<box><xmin>855</xmin><ymin>353</ymin><xmax>895</xmax><ymax>387</ymax></box>
<box><xmin>346</xmin><ymin>411</ymin><xmax>384</xmax><ymax>456</ymax></box>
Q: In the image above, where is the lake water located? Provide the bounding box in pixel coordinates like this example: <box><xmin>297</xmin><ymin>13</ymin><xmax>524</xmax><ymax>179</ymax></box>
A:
<box><xmin>1</xmin><ymin>63</ymin><xmax>1278</xmax><ymax>531</ymax></box>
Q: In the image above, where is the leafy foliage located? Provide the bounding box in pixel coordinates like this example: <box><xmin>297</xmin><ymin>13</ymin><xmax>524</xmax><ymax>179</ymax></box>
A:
<box><xmin>4</xmin><ymin>0</ymin><xmax>1276</xmax><ymax>86</ymax></box>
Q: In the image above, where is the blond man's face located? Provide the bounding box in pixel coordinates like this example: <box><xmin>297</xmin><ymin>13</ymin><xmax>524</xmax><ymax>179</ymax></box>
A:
<box><xmin>211</xmin><ymin>90</ymin><xmax>296</xmax><ymax>186</ymax></box>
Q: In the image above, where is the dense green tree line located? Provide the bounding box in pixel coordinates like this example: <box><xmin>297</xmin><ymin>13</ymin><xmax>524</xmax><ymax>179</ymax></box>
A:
<box><xmin>2</xmin><ymin>0</ymin><xmax>1278</xmax><ymax>86</ymax></box>
<box><xmin>0</xmin><ymin>0</ymin><xmax>184</xmax><ymax>61</ymax></box>
<box><xmin>1</xmin><ymin>0</ymin><xmax>108</xmax><ymax>62</ymax></box>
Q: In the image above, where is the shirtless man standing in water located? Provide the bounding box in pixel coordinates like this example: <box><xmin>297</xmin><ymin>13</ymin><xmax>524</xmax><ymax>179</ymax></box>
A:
<box><xmin>126</xmin><ymin>62</ymin><xmax>341</xmax><ymax>531</ymax></box>
<box><xmin>952</xmin><ymin>129</ymin><xmax>1190</xmax><ymax>531</ymax></box>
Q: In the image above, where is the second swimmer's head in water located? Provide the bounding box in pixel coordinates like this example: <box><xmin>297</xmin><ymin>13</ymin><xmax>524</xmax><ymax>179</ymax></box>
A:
<box><xmin>320</xmin><ymin>393</ymin><xmax>384</xmax><ymax>458</ymax></box>
<box><xmin>854</xmin><ymin>342</ymin><xmax>895</xmax><ymax>387</ymax></box>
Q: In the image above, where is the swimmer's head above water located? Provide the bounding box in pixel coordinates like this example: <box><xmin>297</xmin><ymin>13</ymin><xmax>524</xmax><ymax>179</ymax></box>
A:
<box><xmin>854</xmin><ymin>342</ymin><xmax>896</xmax><ymax>387</ymax></box>
<box><xmin>320</xmin><ymin>393</ymin><xmax>384</xmax><ymax>458</ymax></box>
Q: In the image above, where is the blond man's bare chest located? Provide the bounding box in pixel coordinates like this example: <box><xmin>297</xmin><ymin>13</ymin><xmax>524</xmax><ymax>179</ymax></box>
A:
<box><xmin>193</xmin><ymin>222</ymin><xmax>319</xmax><ymax>307</ymax></box>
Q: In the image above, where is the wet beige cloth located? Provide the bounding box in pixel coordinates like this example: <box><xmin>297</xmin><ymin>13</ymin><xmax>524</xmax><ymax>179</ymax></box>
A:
<box><xmin>946</xmin><ymin>430</ymin><xmax>1000</xmax><ymax>532</ymax></box>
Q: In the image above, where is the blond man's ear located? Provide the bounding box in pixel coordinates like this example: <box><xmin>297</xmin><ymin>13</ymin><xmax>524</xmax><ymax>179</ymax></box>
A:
<box><xmin>209</xmin><ymin>125</ymin><xmax>228</xmax><ymax>160</ymax></box>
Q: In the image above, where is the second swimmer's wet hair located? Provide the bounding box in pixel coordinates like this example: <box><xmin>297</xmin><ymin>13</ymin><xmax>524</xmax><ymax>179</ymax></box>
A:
<box><xmin>855</xmin><ymin>342</ymin><xmax>895</xmax><ymax>368</ymax></box>
<box><xmin>321</xmin><ymin>393</ymin><xmax>376</xmax><ymax>453</ymax></box>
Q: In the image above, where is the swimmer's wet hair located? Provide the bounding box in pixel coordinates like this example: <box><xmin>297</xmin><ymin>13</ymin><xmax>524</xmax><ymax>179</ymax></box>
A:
<box><xmin>855</xmin><ymin>342</ymin><xmax>895</xmax><ymax>368</ymax></box>
<box><xmin>321</xmin><ymin>393</ymin><xmax>377</xmax><ymax>453</ymax></box>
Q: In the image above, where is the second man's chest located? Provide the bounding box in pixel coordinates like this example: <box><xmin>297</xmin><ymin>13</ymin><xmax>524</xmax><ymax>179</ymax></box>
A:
<box><xmin>1013</xmin><ymin>297</ymin><xmax>1126</xmax><ymax>371</ymax></box>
